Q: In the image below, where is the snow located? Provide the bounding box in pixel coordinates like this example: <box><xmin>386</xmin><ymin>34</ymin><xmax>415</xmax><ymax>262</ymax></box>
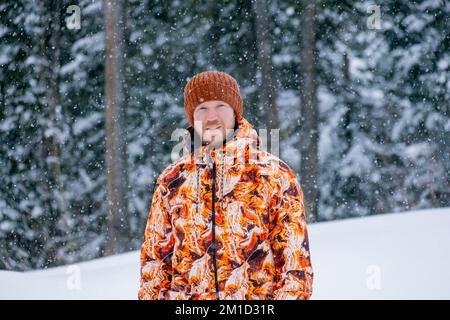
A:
<box><xmin>1</xmin><ymin>252</ymin><xmax>137</xmax><ymax>300</ymax></box>
<box><xmin>340</xmin><ymin>144</ymin><xmax>373</xmax><ymax>178</ymax></box>
<box><xmin>73</xmin><ymin>112</ymin><xmax>103</xmax><ymax>135</ymax></box>
<box><xmin>312</xmin><ymin>207</ymin><xmax>450</xmax><ymax>299</ymax></box>
<box><xmin>1</xmin><ymin>207</ymin><xmax>449</xmax><ymax>300</ymax></box>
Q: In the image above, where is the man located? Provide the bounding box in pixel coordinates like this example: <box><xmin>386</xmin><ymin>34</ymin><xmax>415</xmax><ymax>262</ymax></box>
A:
<box><xmin>138</xmin><ymin>70</ymin><xmax>314</xmax><ymax>300</ymax></box>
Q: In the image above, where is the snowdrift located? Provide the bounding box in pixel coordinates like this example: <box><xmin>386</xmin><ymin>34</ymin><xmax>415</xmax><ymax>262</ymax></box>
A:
<box><xmin>1</xmin><ymin>207</ymin><xmax>449</xmax><ymax>299</ymax></box>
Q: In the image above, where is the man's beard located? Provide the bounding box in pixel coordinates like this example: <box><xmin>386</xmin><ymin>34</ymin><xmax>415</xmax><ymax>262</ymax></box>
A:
<box><xmin>193</xmin><ymin>120</ymin><xmax>238</xmax><ymax>148</ymax></box>
<box><xmin>202</xmin><ymin>130</ymin><xmax>224</xmax><ymax>146</ymax></box>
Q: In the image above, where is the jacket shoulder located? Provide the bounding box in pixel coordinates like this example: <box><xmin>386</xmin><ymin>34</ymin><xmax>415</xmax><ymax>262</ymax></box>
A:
<box><xmin>257</xmin><ymin>150</ymin><xmax>299</xmax><ymax>180</ymax></box>
<box><xmin>155</xmin><ymin>155</ymin><xmax>191</xmax><ymax>186</ymax></box>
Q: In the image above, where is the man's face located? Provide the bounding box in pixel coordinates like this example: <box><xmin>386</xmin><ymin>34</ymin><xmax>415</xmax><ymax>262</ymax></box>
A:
<box><xmin>193</xmin><ymin>100</ymin><xmax>236</xmax><ymax>147</ymax></box>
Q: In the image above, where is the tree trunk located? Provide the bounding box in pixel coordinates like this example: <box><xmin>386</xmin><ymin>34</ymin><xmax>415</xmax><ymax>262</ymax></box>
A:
<box><xmin>39</xmin><ymin>0</ymin><xmax>70</xmax><ymax>266</ymax></box>
<box><xmin>342</xmin><ymin>52</ymin><xmax>353</xmax><ymax>154</ymax></box>
<box><xmin>104</xmin><ymin>0</ymin><xmax>130</xmax><ymax>255</ymax></box>
<box><xmin>299</xmin><ymin>2</ymin><xmax>319</xmax><ymax>222</ymax></box>
<box><xmin>253</xmin><ymin>0</ymin><xmax>280</xmax><ymax>131</ymax></box>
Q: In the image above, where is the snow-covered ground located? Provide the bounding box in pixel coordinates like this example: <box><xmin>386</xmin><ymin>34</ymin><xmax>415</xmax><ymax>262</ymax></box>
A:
<box><xmin>1</xmin><ymin>207</ymin><xmax>449</xmax><ymax>300</ymax></box>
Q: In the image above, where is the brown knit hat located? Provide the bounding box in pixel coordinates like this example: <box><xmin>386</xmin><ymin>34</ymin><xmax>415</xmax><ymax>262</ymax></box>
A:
<box><xmin>183</xmin><ymin>70</ymin><xmax>243</xmax><ymax>126</ymax></box>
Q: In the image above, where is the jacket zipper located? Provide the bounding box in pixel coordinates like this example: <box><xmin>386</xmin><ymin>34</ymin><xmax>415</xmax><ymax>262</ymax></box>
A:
<box><xmin>211</xmin><ymin>161</ymin><xmax>220</xmax><ymax>300</ymax></box>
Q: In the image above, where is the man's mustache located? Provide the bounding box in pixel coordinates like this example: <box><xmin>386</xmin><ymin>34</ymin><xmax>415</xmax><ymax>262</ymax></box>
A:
<box><xmin>203</xmin><ymin>121</ymin><xmax>223</xmax><ymax>130</ymax></box>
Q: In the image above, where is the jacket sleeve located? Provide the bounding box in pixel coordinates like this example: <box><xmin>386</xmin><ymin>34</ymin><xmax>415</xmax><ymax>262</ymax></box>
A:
<box><xmin>138</xmin><ymin>179</ymin><xmax>175</xmax><ymax>300</ymax></box>
<box><xmin>268</xmin><ymin>167</ymin><xmax>314</xmax><ymax>300</ymax></box>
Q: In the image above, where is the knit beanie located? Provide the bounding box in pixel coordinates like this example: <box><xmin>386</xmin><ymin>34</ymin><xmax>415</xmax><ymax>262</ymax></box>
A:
<box><xmin>183</xmin><ymin>70</ymin><xmax>243</xmax><ymax>127</ymax></box>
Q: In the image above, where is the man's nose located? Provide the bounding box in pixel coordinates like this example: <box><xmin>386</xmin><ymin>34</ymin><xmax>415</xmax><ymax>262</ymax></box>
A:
<box><xmin>205</xmin><ymin>109</ymin><xmax>220</xmax><ymax>121</ymax></box>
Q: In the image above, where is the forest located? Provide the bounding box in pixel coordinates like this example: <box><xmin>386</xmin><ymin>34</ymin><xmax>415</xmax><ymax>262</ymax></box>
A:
<box><xmin>0</xmin><ymin>0</ymin><xmax>448</xmax><ymax>270</ymax></box>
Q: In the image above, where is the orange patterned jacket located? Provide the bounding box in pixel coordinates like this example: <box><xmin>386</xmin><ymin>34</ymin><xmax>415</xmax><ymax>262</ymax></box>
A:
<box><xmin>138</xmin><ymin>115</ymin><xmax>314</xmax><ymax>300</ymax></box>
